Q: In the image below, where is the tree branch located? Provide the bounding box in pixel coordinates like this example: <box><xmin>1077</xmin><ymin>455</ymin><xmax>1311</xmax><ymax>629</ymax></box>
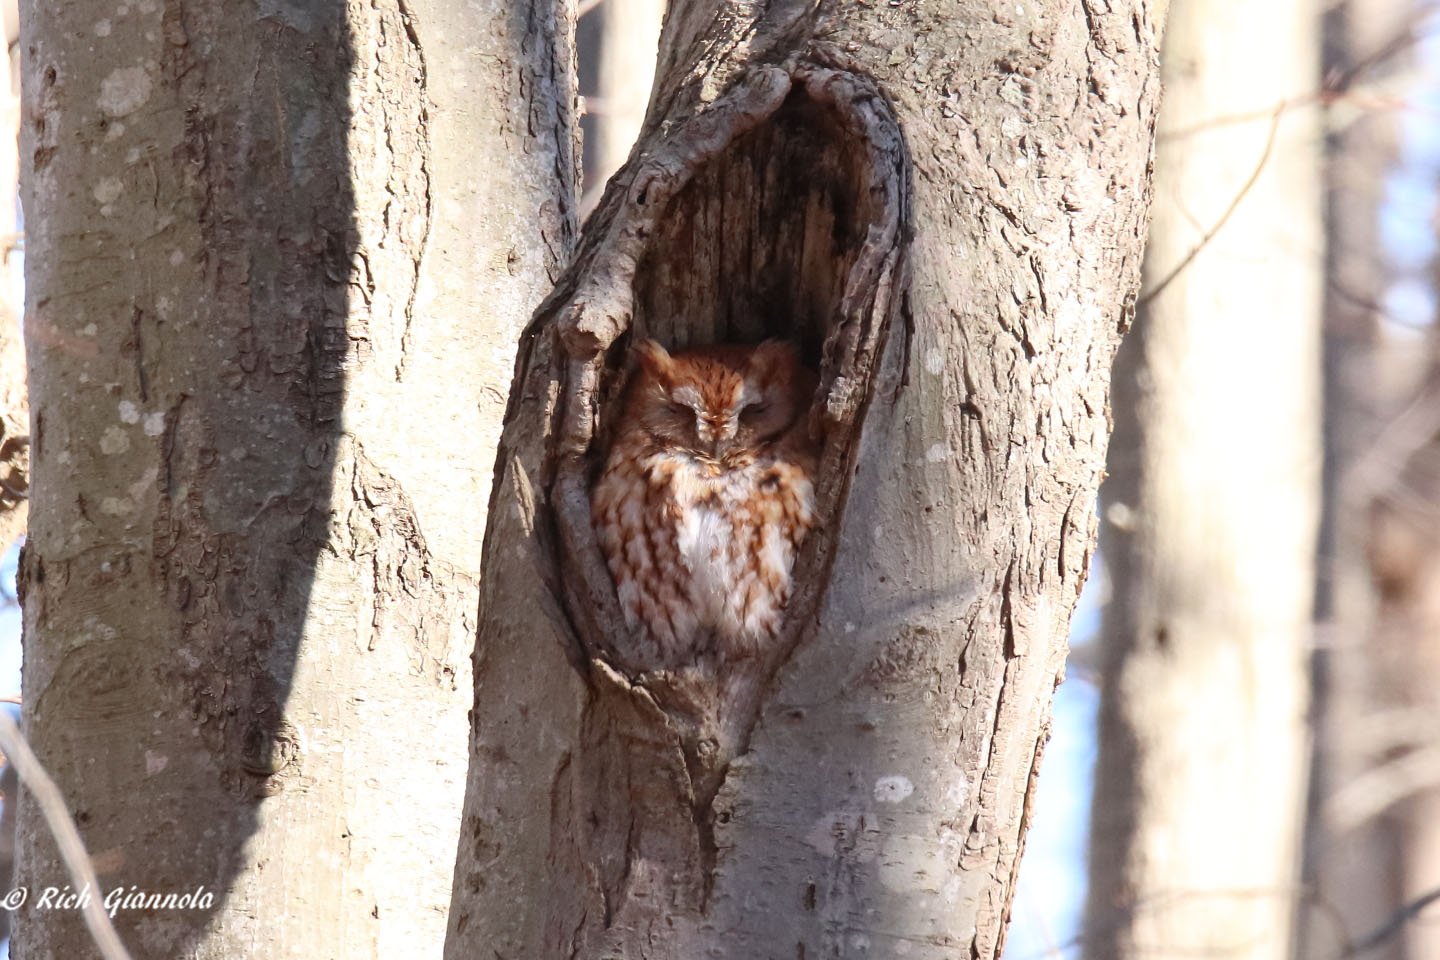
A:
<box><xmin>0</xmin><ymin>709</ymin><xmax>133</xmax><ymax>960</ymax></box>
<box><xmin>1340</xmin><ymin>886</ymin><xmax>1440</xmax><ymax>958</ymax></box>
<box><xmin>1137</xmin><ymin>104</ymin><xmax>1283</xmax><ymax>309</ymax></box>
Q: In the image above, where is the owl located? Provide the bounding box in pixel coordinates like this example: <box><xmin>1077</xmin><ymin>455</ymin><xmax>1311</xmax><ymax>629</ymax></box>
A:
<box><xmin>591</xmin><ymin>338</ymin><xmax>819</xmax><ymax>663</ymax></box>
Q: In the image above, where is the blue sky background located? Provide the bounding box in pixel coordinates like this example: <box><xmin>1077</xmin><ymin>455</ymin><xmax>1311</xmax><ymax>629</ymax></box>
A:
<box><xmin>1382</xmin><ymin>18</ymin><xmax>1440</xmax><ymax>331</ymax></box>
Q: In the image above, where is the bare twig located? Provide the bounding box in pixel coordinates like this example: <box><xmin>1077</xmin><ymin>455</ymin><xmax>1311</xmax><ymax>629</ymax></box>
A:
<box><xmin>1324</xmin><ymin>742</ymin><xmax>1440</xmax><ymax>833</ymax></box>
<box><xmin>1015</xmin><ymin>886</ymin><xmax>1305</xmax><ymax>959</ymax></box>
<box><xmin>1010</xmin><ymin>881</ymin><xmax>1435</xmax><ymax>960</ymax></box>
<box><xmin>1325</xmin><ymin>1</ymin><xmax>1440</xmax><ymax>97</ymax></box>
<box><xmin>1137</xmin><ymin>104</ymin><xmax>1284</xmax><ymax>309</ymax></box>
<box><xmin>1159</xmin><ymin>94</ymin><xmax>1317</xmax><ymax>143</ymax></box>
<box><xmin>1341</xmin><ymin>705</ymin><xmax>1440</xmax><ymax>757</ymax></box>
<box><xmin>1340</xmin><ymin>886</ymin><xmax>1440</xmax><ymax>958</ymax></box>
<box><xmin>0</xmin><ymin>710</ymin><xmax>133</xmax><ymax>960</ymax></box>
<box><xmin>1160</xmin><ymin>4</ymin><xmax>1440</xmax><ymax>142</ymax></box>
<box><xmin>1344</xmin><ymin>380</ymin><xmax>1440</xmax><ymax>511</ymax></box>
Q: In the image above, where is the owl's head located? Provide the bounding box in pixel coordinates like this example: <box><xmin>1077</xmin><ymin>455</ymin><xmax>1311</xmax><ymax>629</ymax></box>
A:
<box><xmin>625</xmin><ymin>339</ymin><xmax>813</xmax><ymax>461</ymax></box>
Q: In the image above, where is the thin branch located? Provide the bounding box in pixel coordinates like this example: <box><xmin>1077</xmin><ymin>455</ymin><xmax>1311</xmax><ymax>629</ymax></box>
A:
<box><xmin>0</xmin><ymin>710</ymin><xmax>133</xmax><ymax>960</ymax></box>
<box><xmin>1013</xmin><ymin>882</ymin><xmax>1439</xmax><ymax>960</ymax></box>
<box><xmin>1326</xmin><ymin>2</ymin><xmax>1440</xmax><ymax>97</ymax></box>
<box><xmin>1344</xmin><ymin>379</ymin><xmax>1440</xmax><ymax>512</ymax></box>
<box><xmin>1022</xmin><ymin>883</ymin><xmax>1406</xmax><ymax>960</ymax></box>
<box><xmin>1326</xmin><ymin>274</ymin><xmax>1399</xmax><ymax>330</ymax></box>
<box><xmin>1340</xmin><ymin>886</ymin><xmax>1440</xmax><ymax>958</ymax></box>
<box><xmin>1021</xmin><ymin>886</ymin><xmax>1306</xmax><ymax>959</ymax></box>
<box><xmin>1137</xmin><ymin>104</ymin><xmax>1284</xmax><ymax>310</ymax></box>
<box><xmin>1161</xmin><ymin>97</ymin><xmax>1312</xmax><ymax>143</ymax></box>
<box><xmin>1160</xmin><ymin>5</ymin><xmax>1440</xmax><ymax>142</ymax></box>
<box><xmin>1342</xmin><ymin>705</ymin><xmax>1440</xmax><ymax>758</ymax></box>
<box><xmin>1324</xmin><ymin>742</ymin><xmax>1440</xmax><ymax>833</ymax></box>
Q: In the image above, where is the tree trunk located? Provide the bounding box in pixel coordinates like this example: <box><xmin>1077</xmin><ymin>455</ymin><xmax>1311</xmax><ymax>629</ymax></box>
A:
<box><xmin>1298</xmin><ymin>2</ymin><xmax>1413</xmax><ymax>956</ymax></box>
<box><xmin>1085</xmin><ymin>0</ymin><xmax>1322</xmax><ymax>957</ymax></box>
<box><xmin>16</xmin><ymin>1</ymin><xmax>574</xmax><ymax>957</ymax></box>
<box><xmin>1361</xmin><ymin>477</ymin><xmax>1440</xmax><ymax>959</ymax></box>
<box><xmin>446</xmin><ymin>3</ymin><xmax>1164</xmax><ymax>957</ymax></box>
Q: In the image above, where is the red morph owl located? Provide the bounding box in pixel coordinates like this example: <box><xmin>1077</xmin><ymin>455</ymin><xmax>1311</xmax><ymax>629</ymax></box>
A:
<box><xmin>591</xmin><ymin>339</ymin><xmax>819</xmax><ymax>662</ymax></box>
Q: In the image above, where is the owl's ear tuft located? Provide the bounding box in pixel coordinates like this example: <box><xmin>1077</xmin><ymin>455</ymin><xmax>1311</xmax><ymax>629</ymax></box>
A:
<box><xmin>633</xmin><ymin>339</ymin><xmax>675</xmax><ymax>381</ymax></box>
<box><xmin>748</xmin><ymin>339</ymin><xmax>799</xmax><ymax>377</ymax></box>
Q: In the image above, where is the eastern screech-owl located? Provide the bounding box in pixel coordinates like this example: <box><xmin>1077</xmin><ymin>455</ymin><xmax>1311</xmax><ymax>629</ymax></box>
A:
<box><xmin>592</xmin><ymin>339</ymin><xmax>819</xmax><ymax>662</ymax></box>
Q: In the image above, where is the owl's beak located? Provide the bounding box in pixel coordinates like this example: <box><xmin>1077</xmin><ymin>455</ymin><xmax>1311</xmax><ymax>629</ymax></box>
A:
<box><xmin>697</xmin><ymin>415</ymin><xmax>738</xmax><ymax>456</ymax></box>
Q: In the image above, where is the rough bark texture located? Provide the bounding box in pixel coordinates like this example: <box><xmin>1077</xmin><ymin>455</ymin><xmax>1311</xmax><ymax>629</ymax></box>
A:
<box><xmin>1085</xmin><ymin>0</ymin><xmax>1322</xmax><ymax>957</ymax></box>
<box><xmin>447</xmin><ymin>2</ymin><xmax>1163</xmax><ymax>958</ymax></box>
<box><xmin>16</xmin><ymin>0</ymin><xmax>573</xmax><ymax>957</ymax></box>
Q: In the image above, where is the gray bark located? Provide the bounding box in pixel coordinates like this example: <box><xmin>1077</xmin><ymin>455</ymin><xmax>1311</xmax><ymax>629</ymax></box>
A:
<box><xmin>446</xmin><ymin>2</ymin><xmax>1164</xmax><ymax>958</ymax></box>
<box><xmin>16</xmin><ymin>1</ymin><xmax>573</xmax><ymax>957</ymax></box>
<box><xmin>1085</xmin><ymin>0</ymin><xmax>1322</xmax><ymax>957</ymax></box>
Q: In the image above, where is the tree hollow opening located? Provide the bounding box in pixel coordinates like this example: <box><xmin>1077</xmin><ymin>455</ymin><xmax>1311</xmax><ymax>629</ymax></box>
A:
<box><xmin>627</xmin><ymin>84</ymin><xmax>881</xmax><ymax>367</ymax></box>
<box><xmin>548</xmin><ymin>64</ymin><xmax>908</xmax><ymax>687</ymax></box>
<box><xmin>538</xmin><ymin>63</ymin><xmax>910</xmax><ymax>937</ymax></box>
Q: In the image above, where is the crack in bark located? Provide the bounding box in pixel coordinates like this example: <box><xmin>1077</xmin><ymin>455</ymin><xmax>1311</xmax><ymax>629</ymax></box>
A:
<box><xmin>125</xmin><ymin>305</ymin><xmax>150</xmax><ymax>403</ymax></box>
<box><xmin>392</xmin><ymin>0</ymin><xmax>433</xmax><ymax>383</ymax></box>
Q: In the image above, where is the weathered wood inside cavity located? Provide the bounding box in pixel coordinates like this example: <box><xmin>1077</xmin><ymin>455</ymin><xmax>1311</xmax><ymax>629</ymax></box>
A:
<box><xmin>634</xmin><ymin>88</ymin><xmax>874</xmax><ymax>356</ymax></box>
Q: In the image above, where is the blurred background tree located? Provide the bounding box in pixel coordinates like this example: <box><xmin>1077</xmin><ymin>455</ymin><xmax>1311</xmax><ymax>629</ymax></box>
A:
<box><xmin>977</xmin><ymin>0</ymin><xmax>1440</xmax><ymax>956</ymax></box>
<box><xmin>1085</xmin><ymin>0</ymin><xmax>1323</xmax><ymax>955</ymax></box>
<box><xmin>1302</xmin><ymin>3</ymin><xmax>1440</xmax><ymax>958</ymax></box>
